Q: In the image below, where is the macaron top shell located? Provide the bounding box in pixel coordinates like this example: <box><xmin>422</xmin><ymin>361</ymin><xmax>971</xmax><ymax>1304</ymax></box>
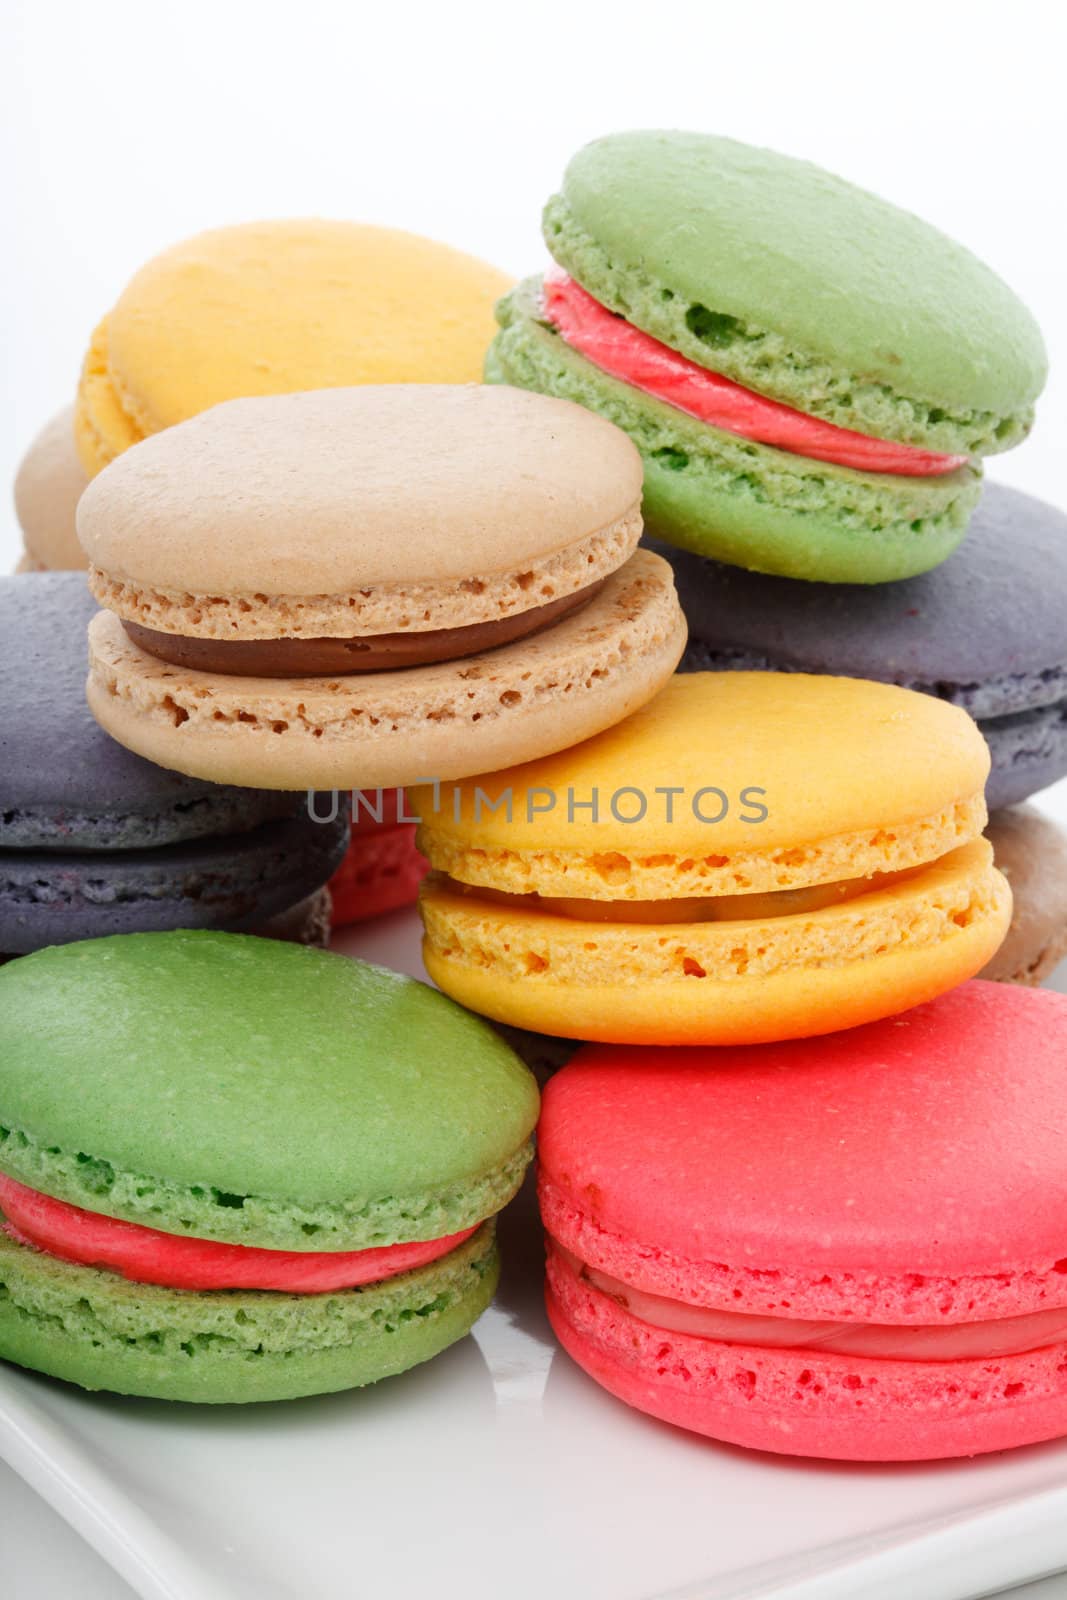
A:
<box><xmin>13</xmin><ymin>407</ymin><xmax>87</xmax><ymax>570</ymax></box>
<box><xmin>539</xmin><ymin>982</ymin><xmax>1067</xmax><ymax>1298</ymax></box>
<box><xmin>77</xmin><ymin>220</ymin><xmax>511</xmax><ymax>471</ymax></box>
<box><xmin>78</xmin><ymin>385</ymin><xmax>643</xmax><ymax>600</ymax></box>
<box><xmin>546</xmin><ymin>131</ymin><xmax>1046</xmax><ymax>451</ymax></box>
<box><xmin>0</xmin><ymin>932</ymin><xmax>539</xmax><ymax>1249</ymax></box>
<box><xmin>413</xmin><ymin>671</ymin><xmax>990</xmax><ymax>879</ymax></box>
<box><xmin>0</xmin><ymin>573</ymin><xmax>293</xmax><ymax>849</ymax></box>
<box><xmin>661</xmin><ymin>482</ymin><xmax>1067</xmax><ymax>719</ymax></box>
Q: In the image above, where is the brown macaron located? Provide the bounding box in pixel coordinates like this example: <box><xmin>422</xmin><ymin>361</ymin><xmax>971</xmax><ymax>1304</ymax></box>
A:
<box><xmin>981</xmin><ymin>805</ymin><xmax>1067</xmax><ymax>985</ymax></box>
<box><xmin>80</xmin><ymin>385</ymin><xmax>685</xmax><ymax>789</ymax></box>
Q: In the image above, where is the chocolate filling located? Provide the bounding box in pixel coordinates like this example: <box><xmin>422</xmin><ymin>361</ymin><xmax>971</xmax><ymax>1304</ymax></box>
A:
<box><xmin>123</xmin><ymin>582</ymin><xmax>606</xmax><ymax>677</ymax></box>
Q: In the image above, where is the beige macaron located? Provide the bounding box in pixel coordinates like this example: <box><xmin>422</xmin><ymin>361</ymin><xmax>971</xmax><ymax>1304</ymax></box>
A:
<box><xmin>14</xmin><ymin>408</ymin><xmax>88</xmax><ymax>572</ymax></box>
<box><xmin>81</xmin><ymin>384</ymin><xmax>685</xmax><ymax>789</ymax></box>
<box><xmin>980</xmin><ymin>805</ymin><xmax>1067</xmax><ymax>985</ymax></box>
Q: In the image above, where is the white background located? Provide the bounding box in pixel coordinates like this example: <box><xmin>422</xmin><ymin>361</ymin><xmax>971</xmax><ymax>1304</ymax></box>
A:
<box><xmin>3</xmin><ymin>0</ymin><xmax>1066</xmax><ymax>568</ymax></box>
<box><xmin>2</xmin><ymin>4</ymin><xmax>1067</xmax><ymax>1596</ymax></box>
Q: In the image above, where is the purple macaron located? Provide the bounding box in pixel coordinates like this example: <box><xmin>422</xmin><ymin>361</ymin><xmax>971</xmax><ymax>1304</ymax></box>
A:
<box><xmin>0</xmin><ymin>573</ymin><xmax>347</xmax><ymax>954</ymax></box>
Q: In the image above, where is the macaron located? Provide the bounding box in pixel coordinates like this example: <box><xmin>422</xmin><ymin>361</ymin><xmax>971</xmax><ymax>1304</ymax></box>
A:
<box><xmin>81</xmin><ymin>385</ymin><xmax>685</xmax><ymax>790</ymax></box>
<box><xmin>0</xmin><ymin>932</ymin><xmax>539</xmax><ymax>1402</ymax></box>
<box><xmin>76</xmin><ymin>219</ymin><xmax>511</xmax><ymax>475</ymax></box>
<box><xmin>13</xmin><ymin>407</ymin><xmax>87</xmax><ymax>572</ymax></box>
<box><xmin>489</xmin><ymin>131</ymin><xmax>1046</xmax><ymax>583</ymax></box>
<box><xmin>328</xmin><ymin>792</ymin><xmax>428</xmax><ymax>928</ymax></box>
<box><xmin>980</xmin><ymin>806</ymin><xmax>1067</xmax><ymax>985</ymax></box>
<box><xmin>414</xmin><ymin>671</ymin><xmax>1010</xmax><ymax>1045</ymax></box>
<box><xmin>655</xmin><ymin>482</ymin><xmax>1067</xmax><ymax>808</ymax></box>
<box><xmin>538</xmin><ymin>983</ymin><xmax>1067</xmax><ymax>1461</ymax></box>
<box><xmin>0</xmin><ymin>573</ymin><xmax>346</xmax><ymax>955</ymax></box>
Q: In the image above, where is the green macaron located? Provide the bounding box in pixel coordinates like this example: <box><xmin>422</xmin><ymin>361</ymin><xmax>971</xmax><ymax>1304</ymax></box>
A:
<box><xmin>0</xmin><ymin>931</ymin><xmax>539</xmax><ymax>1403</ymax></box>
<box><xmin>489</xmin><ymin>131</ymin><xmax>1046</xmax><ymax>583</ymax></box>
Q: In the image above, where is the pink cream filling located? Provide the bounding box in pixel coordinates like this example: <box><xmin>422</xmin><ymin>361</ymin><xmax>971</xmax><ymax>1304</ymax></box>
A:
<box><xmin>542</xmin><ymin>273</ymin><xmax>968</xmax><ymax>477</ymax></box>
<box><xmin>0</xmin><ymin>1174</ymin><xmax>476</xmax><ymax>1293</ymax></box>
<box><xmin>552</xmin><ymin>1243</ymin><xmax>1067</xmax><ymax>1363</ymax></box>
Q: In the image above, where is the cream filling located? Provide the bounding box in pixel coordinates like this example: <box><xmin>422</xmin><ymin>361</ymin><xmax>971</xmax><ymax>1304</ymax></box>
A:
<box><xmin>440</xmin><ymin>866</ymin><xmax>919</xmax><ymax>923</ymax></box>
<box><xmin>555</xmin><ymin>1245</ymin><xmax>1067</xmax><ymax>1363</ymax></box>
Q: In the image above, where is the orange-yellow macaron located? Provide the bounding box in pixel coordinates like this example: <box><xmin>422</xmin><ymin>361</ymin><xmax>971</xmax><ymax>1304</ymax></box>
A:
<box><xmin>414</xmin><ymin>672</ymin><xmax>1011</xmax><ymax>1045</ymax></box>
<box><xmin>75</xmin><ymin>219</ymin><xmax>511</xmax><ymax>475</ymax></box>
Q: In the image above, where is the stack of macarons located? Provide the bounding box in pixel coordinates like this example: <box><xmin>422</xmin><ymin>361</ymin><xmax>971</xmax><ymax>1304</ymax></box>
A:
<box><xmin>489</xmin><ymin>127</ymin><xmax>1064</xmax><ymax>993</ymax></box>
<box><xmin>12</xmin><ymin>218</ymin><xmax>514</xmax><ymax>921</ymax></box>
<box><xmin>653</xmin><ymin>482</ymin><xmax>1067</xmax><ymax>811</ymax></box>
<box><xmin>490</xmin><ymin>130</ymin><xmax>1046</xmax><ymax>584</ymax></box>
<box><xmin>650</xmin><ymin>481</ymin><xmax>1067</xmax><ymax>983</ymax></box>
<box><xmin>475</xmin><ymin>129</ymin><xmax>1067</xmax><ymax>1461</ymax></box>
<box><xmin>5</xmin><ymin>129</ymin><xmax>1066</xmax><ymax>1476</ymax></box>
<box><xmin>0</xmin><ymin>573</ymin><xmax>346</xmax><ymax>956</ymax></box>
<box><xmin>0</xmin><ymin>932</ymin><xmax>539</xmax><ymax>1401</ymax></box>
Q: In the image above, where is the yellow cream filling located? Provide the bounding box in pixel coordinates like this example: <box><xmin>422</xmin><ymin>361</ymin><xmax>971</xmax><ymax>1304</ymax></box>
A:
<box><xmin>435</xmin><ymin>865</ymin><xmax>920</xmax><ymax>924</ymax></box>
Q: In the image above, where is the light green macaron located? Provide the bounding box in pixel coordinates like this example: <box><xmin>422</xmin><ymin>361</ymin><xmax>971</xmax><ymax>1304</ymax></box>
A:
<box><xmin>0</xmin><ymin>931</ymin><xmax>539</xmax><ymax>1403</ymax></box>
<box><xmin>489</xmin><ymin>131</ymin><xmax>1046</xmax><ymax>583</ymax></box>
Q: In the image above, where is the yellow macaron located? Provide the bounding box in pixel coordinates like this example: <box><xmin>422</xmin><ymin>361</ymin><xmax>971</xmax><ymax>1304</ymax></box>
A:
<box><xmin>414</xmin><ymin>673</ymin><xmax>1011</xmax><ymax>1045</ymax></box>
<box><xmin>75</xmin><ymin>220</ymin><xmax>511</xmax><ymax>474</ymax></box>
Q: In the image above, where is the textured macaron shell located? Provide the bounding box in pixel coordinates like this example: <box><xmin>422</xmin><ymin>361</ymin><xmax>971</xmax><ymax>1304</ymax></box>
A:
<box><xmin>0</xmin><ymin>932</ymin><xmax>539</xmax><ymax>1249</ymax></box>
<box><xmin>0</xmin><ymin>573</ymin><xmax>299</xmax><ymax>849</ymax></box>
<box><xmin>419</xmin><ymin>838</ymin><xmax>1008</xmax><ymax>1046</ymax></box>
<box><xmin>13</xmin><ymin>408</ymin><xmax>88</xmax><ymax>571</ymax></box>
<box><xmin>413</xmin><ymin>672</ymin><xmax>991</xmax><ymax>891</ymax></box>
<box><xmin>545</xmin><ymin>1251</ymin><xmax>1067</xmax><ymax>1462</ymax></box>
<box><xmin>78</xmin><ymin>385</ymin><xmax>644</xmax><ymax>616</ymax></box>
<box><xmin>0</xmin><ymin>1222</ymin><xmax>499</xmax><ymax>1403</ymax></box>
<box><xmin>538</xmin><ymin>983</ymin><xmax>1067</xmax><ymax>1320</ymax></box>
<box><xmin>546</xmin><ymin>131</ymin><xmax>1046</xmax><ymax>450</ymax></box>
<box><xmin>489</xmin><ymin>283</ymin><xmax>982</xmax><ymax>585</ymax></box>
<box><xmin>659</xmin><ymin>483</ymin><xmax>1067</xmax><ymax>721</ymax></box>
<box><xmin>76</xmin><ymin>220</ymin><xmax>511</xmax><ymax>473</ymax></box>
<box><xmin>981</xmin><ymin>806</ymin><xmax>1067</xmax><ymax>984</ymax></box>
<box><xmin>85</xmin><ymin>552</ymin><xmax>685</xmax><ymax>791</ymax></box>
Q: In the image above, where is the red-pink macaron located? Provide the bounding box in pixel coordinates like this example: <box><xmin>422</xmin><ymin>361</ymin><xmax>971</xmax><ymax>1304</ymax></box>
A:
<box><xmin>538</xmin><ymin>981</ymin><xmax>1067</xmax><ymax>1461</ymax></box>
<box><xmin>328</xmin><ymin>791</ymin><xmax>428</xmax><ymax>928</ymax></box>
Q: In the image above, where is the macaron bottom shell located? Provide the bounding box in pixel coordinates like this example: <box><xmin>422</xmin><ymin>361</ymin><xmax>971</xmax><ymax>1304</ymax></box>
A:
<box><xmin>85</xmin><ymin>554</ymin><xmax>685</xmax><ymax>790</ymax></box>
<box><xmin>488</xmin><ymin>287</ymin><xmax>981</xmax><ymax>584</ymax></box>
<box><xmin>0</xmin><ymin>812</ymin><xmax>348</xmax><ymax>955</ymax></box>
<box><xmin>419</xmin><ymin>843</ymin><xmax>1011</xmax><ymax>1045</ymax></box>
<box><xmin>983</xmin><ymin>703</ymin><xmax>1067</xmax><ymax>810</ymax></box>
<box><xmin>546</xmin><ymin>1252</ymin><xmax>1067</xmax><ymax>1462</ymax></box>
<box><xmin>0</xmin><ymin>1222</ymin><xmax>498</xmax><ymax>1404</ymax></box>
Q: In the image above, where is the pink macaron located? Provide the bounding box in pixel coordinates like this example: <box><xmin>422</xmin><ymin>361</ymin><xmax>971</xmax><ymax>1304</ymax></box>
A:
<box><xmin>538</xmin><ymin>981</ymin><xmax>1067</xmax><ymax>1461</ymax></box>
